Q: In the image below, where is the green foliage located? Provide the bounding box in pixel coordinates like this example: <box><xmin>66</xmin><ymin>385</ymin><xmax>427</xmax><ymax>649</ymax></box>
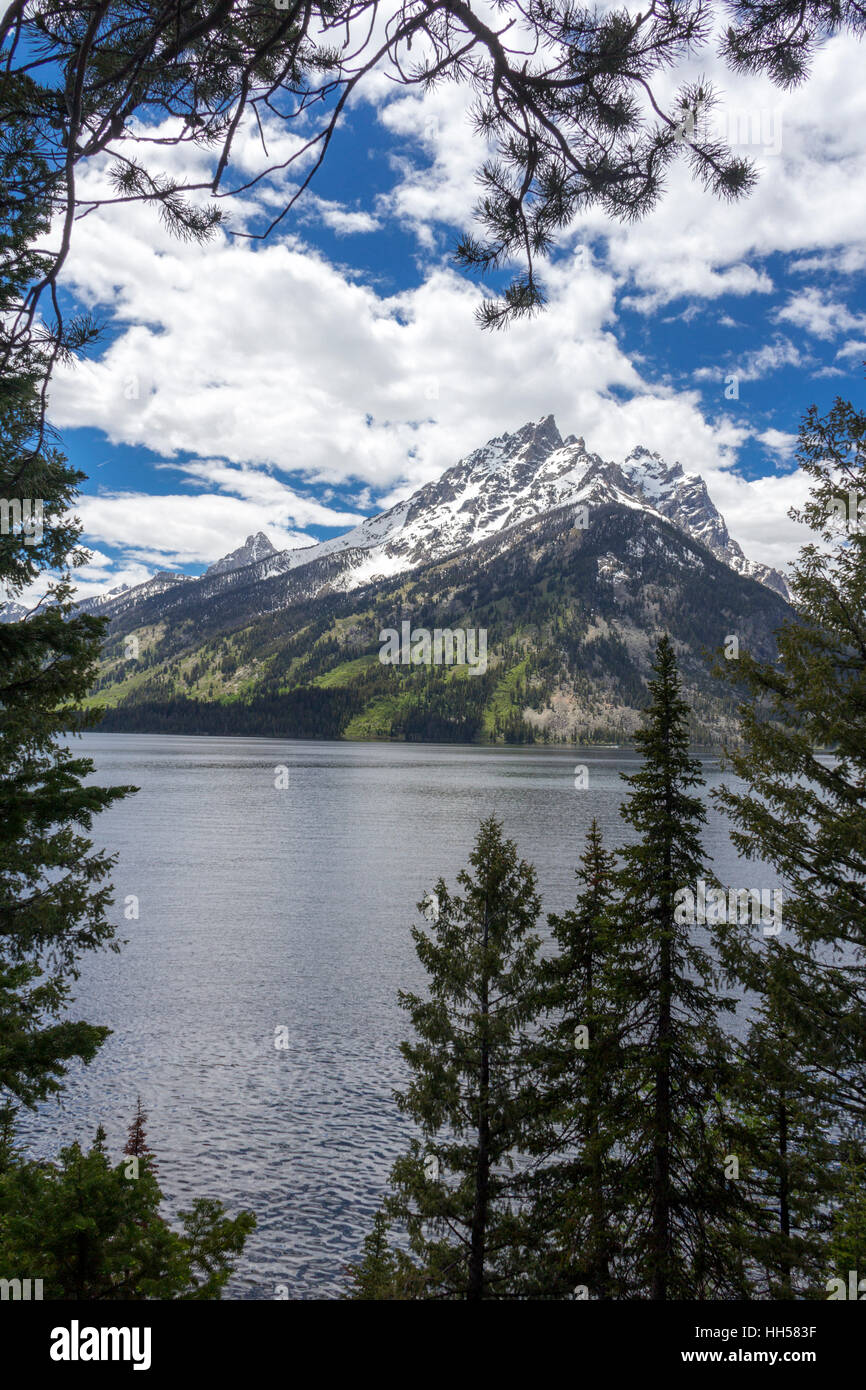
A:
<box><xmin>522</xmin><ymin>820</ymin><xmax>627</xmax><ymax>1297</ymax></box>
<box><xmin>829</xmin><ymin>1151</ymin><xmax>866</xmax><ymax>1280</ymax></box>
<box><xmin>714</xmin><ymin>386</ymin><xmax>866</xmax><ymax>1298</ymax></box>
<box><xmin>349</xmin><ymin>570</ymin><xmax>866</xmax><ymax>1300</ymax></box>
<box><xmin>367</xmin><ymin>816</ymin><xmax>545</xmax><ymax>1299</ymax></box>
<box><xmin>343</xmin><ymin>1211</ymin><xmax>422</xmax><ymax>1300</ymax></box>
<box><xmin>1</xmin><ymin>56</ymin><xmax>255</xmax><ymax>1301</ymax></box>
<box><xmin>0</xmin><ymin>586</ymin><xmax>135</xmax><ymax>1120</ymax></box>
<box><xmin>725</xmin><ymin>952</ymin><xmax>838</xmax><ymax>1299</ymax></box>
<box><xmin>0</xmin><ymin>1118</ymin><xmax>254</xmax><ymax>1299</ymax></box>
<box><xmin>596</xmin><ymin>638</ymin><xmax>747</xmax><ymax>1298</ymax></box>
<box><xmin>0</xmin><ymin>138</ymin><xmax>135</xmax><ymax>1131</ymax></box>
<box><xmin>722</xmin><ymin>0</ymin><xmax>866</xmax><ymax>87</ymax></box>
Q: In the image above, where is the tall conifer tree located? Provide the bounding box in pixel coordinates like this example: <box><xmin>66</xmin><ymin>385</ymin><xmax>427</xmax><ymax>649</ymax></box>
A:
<box><xmin>724</xmin><ymin>948</ymin><xmax>837</xmax><ymax>1298</ymax></box>
<box><xmin>523</xmin><ymin>820</ymin><xmax>626</xmax><ymax>1298</ymax></box>
<box><xmin>608</xmin><ymin>636</ymin><xmax>747</xmax><ymax>1299</ymax></box>
<box><xmin>357</xmin><ymin>816</ymin><xmax>544</xmax><ymax>1299</ymax></box>
<box><xmin>715</xmin><ymin>388</ymin><xmax>866</xmax><ymax>1287</ymax></box>
<box><xmin>0</xmin><ymin>122</ymin><xmax>134</xmax><ymax>1134</ymax></box>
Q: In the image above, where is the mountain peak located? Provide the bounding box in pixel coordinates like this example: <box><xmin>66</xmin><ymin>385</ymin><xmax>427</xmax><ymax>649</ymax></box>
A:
<box><xmin>513</xmin><ymin>414</ymin><xmax>563</xmax><ymax>451</ymax></box>
<box><xmin>205</xmin><ymin>531</ymin><xmax>277</xmax><ymax>577</ymax></box>
<box><xmin>620</xmin><ymin>446</ymin><xmax>688</xmax><ymax>498</ymax></box>
<box><xmin>276</xmin><ymin>419</ymin><xmax>786</xmax><ymax>598</ymax></box>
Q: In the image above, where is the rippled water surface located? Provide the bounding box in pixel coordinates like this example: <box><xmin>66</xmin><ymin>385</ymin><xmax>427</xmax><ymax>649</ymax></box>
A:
<box><xmin>24</xmin><ymin>734</ymin><xmax>770</xmax><ymax>1298</ymax></box>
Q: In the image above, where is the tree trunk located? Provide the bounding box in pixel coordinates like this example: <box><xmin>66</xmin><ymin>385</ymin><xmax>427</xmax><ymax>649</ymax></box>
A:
<box><xmin>651</xmin><ymin>923</ymin><xmax>672</xmax><ymax>1300</ymax></box>
<box><xmin>585</xmin><ymin>952</ymin><xmax>610</xmax><ymax>1296</ymax></box>
<box><xmin>468</xmin><ymin>897</ymin><xmax>491</xmax><ymax>1300</ymax></box>
<box><xmin>778</xmin><ymin>1098</ymin><xmax>792</xmax><ymax>1298</ymax></box>
<box><xmin>652</xmin><ymin>764</ymin><xmax>674</xmax><ymax>1302</ymax></box>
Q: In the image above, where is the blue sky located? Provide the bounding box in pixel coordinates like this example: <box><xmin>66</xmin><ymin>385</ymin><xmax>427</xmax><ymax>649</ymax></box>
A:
<box><xmin>37</xmin><ymin>19</ymin><xmax>866</xmax><ymax>601</ymax></box>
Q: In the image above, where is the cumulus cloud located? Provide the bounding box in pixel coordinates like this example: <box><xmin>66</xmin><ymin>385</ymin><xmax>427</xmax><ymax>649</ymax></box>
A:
<box><xmin>775</xmin><ymin>289</ymin><xmax>866</xmax><ymax>340</ymax></box>
<box><xmin>373</xmin><ymin>30</ymin><xmax>866</xmax><ymax>310</ymax></box>
<box><xmin>756</xmin><ymin>428</ymin><xmax>800</xmax><ymax>464</ymax></box>
<box><xmin>47</xmin><ymin>191</ymin><xmax>814</xmax><ymax>582</ymax></box>
<box><xmin>74</xmin><ymin>477</ymin><xmax>357</xmax><ymax>573</ymax></box>
<box><xmin>693</xmin><ymin>338</ymin><xmax>806</xmax><ymax>382</ymax></box>
<box><xmin>310</xmin><ymin>199</ymin><xmax>382</xmax><ymax>235</ymax></box>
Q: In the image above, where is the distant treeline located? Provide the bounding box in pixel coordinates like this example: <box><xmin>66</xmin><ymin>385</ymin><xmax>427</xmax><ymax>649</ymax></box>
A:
<box><xmin>94</xmin><ymin>689</ymin><xmax>368</xmax><ymax>739</ymax></box>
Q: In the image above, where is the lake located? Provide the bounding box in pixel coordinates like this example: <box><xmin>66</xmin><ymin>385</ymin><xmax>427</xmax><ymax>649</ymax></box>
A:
<box><xmin>23</xmin><ymin>734</ymin><xmax>776</xmax><ymax>1298</ymax></box>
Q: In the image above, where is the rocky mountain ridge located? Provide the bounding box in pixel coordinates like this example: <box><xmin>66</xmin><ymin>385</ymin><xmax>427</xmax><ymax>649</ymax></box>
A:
<box><xmin>65</xmin><ymin>416</ymin><xmax>790</xmax><ymax>628</ymax></box>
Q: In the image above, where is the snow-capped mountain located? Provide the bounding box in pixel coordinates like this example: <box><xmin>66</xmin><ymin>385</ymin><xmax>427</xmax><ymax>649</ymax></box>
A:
<box><xmin>29</xmin><ymin>415</ymin><xmax>786</xmax><ymax>628</ymax></box>
<box><xmin>2</xmin><ymin>417</ymin><xmax>795</xmax><ymax>743</ymax></box>
<box><xmin>78</xmin><ymin>416</ymin><xmax>796</xmax><ymax>743</ymax></box>
<box><xmin>618</xmin><ymin>445</ymin><xmax>787</xmax><ymax>596</ymax></box>
<box><xmin>93</xmin><ymin>488</ymin><xmax>792</xmax><ymax>745</ymax></box>
<box><xmin>266</xmin><ymin>415</ymin><xmax>788</xmax><ymax>599</ymax></box>
<box><xmin>0</xmin><ymin>600</ymin><xmax>29</xmax><ymax>624</ymax></box>
<box><xmin>77</xmin><ymin>570</ymin><xmax>195</xmax><ymax>619</ymax></box>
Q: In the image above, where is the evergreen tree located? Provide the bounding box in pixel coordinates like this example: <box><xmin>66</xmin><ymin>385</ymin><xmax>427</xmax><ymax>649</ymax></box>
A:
<box><xmin>0</xmin><ymin>1113</ymin><xmax>254</xmax><ymax>1299</ymax></box>
<box><xmin>362</xmin><ymin>816</ymin><xmax>545</xmax><ymax>1299</ymax></box>
<box><xmin>124</xmin><ymin>1096</ymin><xmax>157</xmax><ymax>1175</ymax></box>
<box><xmin>715</xmin><ymin>387</ymin><xmax>866</xmax><ymax>1291</ymax></box>
<box><xmin>827</xmin><ymin>1144</ymin><xmax>866</xmax><ymax>1294</ymax></box>
<box><xmin>607</xmin><ymin>635</ymin><xmax>746</xmax><ymax>1299</ymax></box>
<box><xmin>1</xmin><ymin>139</ymin><xmax>251</xmax><ymax>1290</ymax></box>
<box><xmin>523</xmin><ymin>819</ymin><xmax>625</xmax><ymax>1298</ymax></box>
<box><xmin>725</xmin><ymin>950</ymin><xmax>837</xmax><ymax>1299</ymax></box>
<box><xmin>343</xmin><ymin>1211</ymin><xmax>422</xmax><ymax>1300</ymax></box>
<box><xmin>0</xmin><ymin>136</ymin><xmax>135</xmax><ymax>1135</ymax></box>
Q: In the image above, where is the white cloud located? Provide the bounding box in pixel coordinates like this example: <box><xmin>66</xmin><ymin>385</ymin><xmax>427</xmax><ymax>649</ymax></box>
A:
<box><xmin>46</xmin><ymin>172</ymin><xmax>815</xmax><ymax>583</ymax></box>
<box><xmin>775</xmin><ymin>289</ymin><xmax>866</xmax><ymax>340</ymax></box>
<box><xmin>71</xmin><ymin>556</ymin><xmax>155</xmax><ymax>602</ymax></box>
<box><xmin>702</xmin><ymin>467</ymin><xmax>813</xmax><ymax>573</ymax></box>
<box><xmin>72</xmin><ymin>475</ymin><xmax>354</xmax><ymax>567</ymax></box>
<box><xmin>756</xmin><ymin>428</ymin><xmax>799</xmax><ymax>463</ymax></box>
<box><xmin>373</xmin><ymin>30</ymin><xmax>866</xmax><ymax>312</ymax></box>
<box><xmin>311</xmin><ymin>199</ymin><xmax>381</xmax><ymax>235</ymax></box>
<box><xmin>693</xmin><ymin>338</ymin><xmax>805</xmax><ymax>382</ymax></box>
<box><xmin>791</xmin><ymin>247</ymin><xmax>866</xmax><ymax>275</ymax></box>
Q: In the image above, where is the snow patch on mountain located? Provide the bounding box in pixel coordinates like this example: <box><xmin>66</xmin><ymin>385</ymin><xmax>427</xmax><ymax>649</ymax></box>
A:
<box><xmin>63</xmin><ymin>416</ymin><xmax>789</xmax><ymax>623</ymax></box>
<box><xmin>271</xmin><ymin>415</ymin><xmax>788</xmax><ymax>599</ymax></box>
<box><xmin>76</xmin><ymin>571</ymin><xmax>194</xmax><ymax>619</ymax></box>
